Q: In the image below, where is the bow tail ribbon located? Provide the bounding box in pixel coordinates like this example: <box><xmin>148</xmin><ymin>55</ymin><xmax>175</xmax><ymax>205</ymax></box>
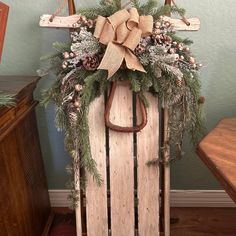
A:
<box><xmin>98</xmin><ymin>42</ymin><xmax>145</xmax><ymax>79</ymax></box>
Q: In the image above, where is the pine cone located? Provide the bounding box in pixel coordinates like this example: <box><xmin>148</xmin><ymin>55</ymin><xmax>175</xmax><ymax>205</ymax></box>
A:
<box><xmin>134</xmin><ymin>44</ymin><xmax>145</xmax><ymax>55</ymax></box>
<box><xmin>67</xmin><ymin>105</ymin><xmax>78</xmax><ymax>127</ymax></box>
<box><xmin>69</xmin><ymin>111</ymin><xmax>78</xmax><ymax>127</ymax></box>
<box><xmin>176</xmin><ymin>77</ymin><xmax>182</xmax><ymax>87</ymax></box>
<box><xmin>82</xmin><ymin>56</ymin><xmax>100</xmax><ymax>71</ymax></box>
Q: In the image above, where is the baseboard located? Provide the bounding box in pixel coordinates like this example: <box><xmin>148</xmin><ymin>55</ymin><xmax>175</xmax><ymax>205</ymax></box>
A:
<box><xmin>170</xmin><ymin>190</ymin><xmax>235</xmax><ymax>207</ymax></box>
<box><xmin>49</xmin><ymin>189</ymin><xmax>235</xmax><ymax>208</ymax></box>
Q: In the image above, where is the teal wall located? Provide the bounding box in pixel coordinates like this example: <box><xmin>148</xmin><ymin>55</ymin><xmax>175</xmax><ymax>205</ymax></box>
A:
<box><xmin>0</xmin><ymin>0</ymin><xmax>236</xmax><ymax>189</ymax></box>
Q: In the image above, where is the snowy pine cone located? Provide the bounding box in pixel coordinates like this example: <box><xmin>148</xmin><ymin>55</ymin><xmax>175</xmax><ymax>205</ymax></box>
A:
<box><xmin>82</xmin><ymin>55</ymin><xmax>100</xmax><ymax>71</ymax></box>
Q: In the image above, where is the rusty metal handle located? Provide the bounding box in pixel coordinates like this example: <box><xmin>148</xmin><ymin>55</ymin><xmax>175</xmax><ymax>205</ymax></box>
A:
<box><xmin>68</xmin><ymin>0</ymin><xmax>76</xmax><ymax>15</ymax></box>
<box><xmin>104</xmin><ymin>81</ymin><xmax>147</xmax><ymax>133</ymax></box>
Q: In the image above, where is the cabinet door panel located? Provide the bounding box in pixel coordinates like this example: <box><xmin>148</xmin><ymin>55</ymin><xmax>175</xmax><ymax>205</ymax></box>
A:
<box><xmin>15</xmin><ymin>110</ymin><xmax>50</xmax><ymax>235</ymax></box>
<box><xmin>0</xmin><ymin>132</ymin><xmax>33</xmax><ymax>236</ymax></box>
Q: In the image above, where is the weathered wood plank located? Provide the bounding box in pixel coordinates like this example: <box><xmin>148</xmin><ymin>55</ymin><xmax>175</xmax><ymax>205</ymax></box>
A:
<box><xmin>39</xmin><ymin>14</ymin><xmax>80</xmax><ymax>28</ymax></box>
<box><xmin>74</xmin><ymin>163</ymin><xmax>82</xmax><ymax>236</ymax></box>
<box><xmin>163</xmin><ymin>16</ymin><xmax>200</xmax><ymax>31</ymax></box>
<box><xmin>86</xmin><ymin>96</ymin><xmax>108</xmax><ymax>236</ymax></box>
<box><xmin>137</xmin><ymin>94</ymin><xmax>160</xmax><ymax>236</ymax></box>
<box><xmin>109</xmin><ymin>82</ymin><xmax>134</xmax><ymax>236</ymax></box>
<box><xmin>39</xmin><ymin>14</ymin><xmax>200</xmax><ymax>31</ymax></box>
<box><xmin>163</xmin><ymin>107</ymin><xmax>170</xmax><ymax>236</ymax></box>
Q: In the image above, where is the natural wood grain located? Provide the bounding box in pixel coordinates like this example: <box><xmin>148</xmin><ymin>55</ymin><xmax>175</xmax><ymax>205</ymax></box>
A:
<box><xmin>0</xmin><ymin>134</ymin><xmax>32</xmax><ymax>236</ymax></box>
<box><xmin>0</xmin><ymin>101</ymin><xmax>38</xmax><ymax>143</ymax></box>
<box><xmin>39</xmin><ymin>14</ymin><xmax>81</xmax><ymax>28</ymax></box>
<box><xmin>0</xmin><ymin>76</ymin><xmax>40</xmax><ymax>96</ymax></box>
<box><xmin>197</xmin><ymin>118</ymin><xmax>236</xmax><ymax>204</ymax></box>
<box><xmin>74</xmin><ymin>164</ymin><xmax>82</xmax><ymax>236</ymax></box>
<box><xmin>0</xmin><ymin>76</ymin><xmax>51</xmax><ymax>236</ymax></box>
<box><xmin>39</xmin><ymin>14</ymin><xmax>200</xmax><ymax>31</ymax></box>
<box><xmin>163</xmin><ymin>16</ymin><xmax>200</xmax><ymax>31</ymax></box>
<box><xmin>15</xmin><ymin>111</ymin><xmax>51</xmax><ymax>234</ymax></box>
<box><xmin>52</xmin><ymin>207</ymin><xmax>236</xmax><ymax>236</ymax></box>
<box><xmin>171</xmin><ymin>207</ymin><xmax>236</xmax><ymax>236</ymax></box>
<box><xmin>137</xmin><ymin>94</ymin><xmax>160</xmax><ymax>236</ymax></box>
<box><xmin>109</xmin><ymin>82</ymin><xmax>134</xmax><ymax>236</ymax></box>
<box><xmin>86</xmin><ymin>96</ymin><xmax>108</xmax><ymax>236</ymax></box>
<box><xmin>0</xmin><ymin>2</ymin><xmax>9</xmax><ymax>61</ymax></box>
<box><xmin>163</xmin><ymin>107</ymin><xmax>170</xmax><ymax>236</ymax></box>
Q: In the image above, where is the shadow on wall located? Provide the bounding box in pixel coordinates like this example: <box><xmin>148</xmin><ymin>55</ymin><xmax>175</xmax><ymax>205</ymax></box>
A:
<box><xmin>204</xmin><ymin>49</ymin><xmax>236</xmax><ymax>129</ymax></box>
<box><xmin>35</xmin><ymin>75</ymin><xmax>72</xmax><ymax>189</ymax></box>
<box><xmin>171</xmin><ymin>47</ymin><xmax>236</xmax><ymax>190</ymax></box>
<box><xmin>36</xmin><ymin>23</ymin><xmax>72</xmax><ymax>189</ymax></box>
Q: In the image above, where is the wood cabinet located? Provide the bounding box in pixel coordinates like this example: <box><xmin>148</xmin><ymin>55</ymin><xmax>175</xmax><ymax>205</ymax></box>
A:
<box><xmin>0</xmin><ymin>76</ymin><xmax>51</xmax><ymax>236</ymax></box>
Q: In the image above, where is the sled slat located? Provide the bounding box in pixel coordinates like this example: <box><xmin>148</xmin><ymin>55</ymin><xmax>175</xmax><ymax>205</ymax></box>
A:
<box><xmin>163</xmin><ymin>107</ymin><xmax>170</xmax><ymax>236</ymax></box>
<box><xmin>86</xmin><ymin>96</ymin><xmax>108</xmax><ymax>236</ymax></box>
<box><xmin>137</xmin><ymin>94</ymin><xmax>160</xmax><ymax>236</ymax></box>
<box><xmin>74</xmin><ymin>165</ymin><xmax>82</xmax><ymax>236</ymax></box>
<box><xmin>109</xmin><ymin>82</ymin><xmax>135</xmax><ymax>236</ymax></box>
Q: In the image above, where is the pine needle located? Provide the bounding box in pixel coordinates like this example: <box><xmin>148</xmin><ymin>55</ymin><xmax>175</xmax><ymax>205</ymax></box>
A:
<box><xmin>0</xmin><ymin>92</ymin><xmax>15</xmax><ymax>107</ymax></box>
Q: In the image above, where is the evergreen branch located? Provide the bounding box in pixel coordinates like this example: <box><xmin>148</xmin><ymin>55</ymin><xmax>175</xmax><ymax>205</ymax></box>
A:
<box><xmin>78</xmin><ymin>8</ymin><xmax>99</xmax><ymax>19</ymax></box>
<box><xmin>0</xmin><ymin>92</ymin><xmax>15</xmax><ymax>107</ymax></box>
<box><xmin>157</xmin><ymin>62</ymin><xmax>183</xmax><ymax>79</ymax></box>
<box><xmin>170</xmin><ymin>5</ymin><xmax>186</xmax><ymax>17</ymax></box>
<box><xmin>78</xmin><ymin>0</ymin><xmax>121</xmax><ymax>19</ymax></box>
<box><xmin>169</xmin><ymin>34</ymin><xmax>193</xmax><ymax>45</ymax></box>
<box><xmin>153</xmin><ymin>5</ymin><xmax>186</xmax><ymax>20</ymax></box>
<box><xmin>182</xmin><ymin>38</ymin><xmax>194</xmax><ymax>45</ymax></box>
<box><xmin>130</xmin><ymin>77</ymin><xmax>141</xmax><ymax>92</ymax></box>
<box><xmin>53</xmin><ymin>41</ymin><xmax>71</xmax><ymax>52</ymax></box>
<box><xmin>55</xmin><ymin>107</ymin><xmax>67</xmax><ymax>131</ymax></box>
<box><xmin>40</xmin><ymin>52</ymin><xmax>61</xmax><ymax>61</ymax></box>
<box><xmin>138</xmin><ymin>0</ymin><xmax>157</xmax><ymax>15</ymax></box>
<box><xmin>152</xmin><ymin>76</ymin><xmax>160</xmax><ymax>93</ymax></box>
<box><xmin>138</xmin><ymin>92</ymin><xmax>149</xmax><ymax>107</ymax></box>
<box><xmin>112</xmin><ymin>0</ymin><xmax>122</xmax><ymax>10</ymax></box>
<box><xmin>130</xmin><ymin>0</ymin><xmax>141</xmax><ymax>10</ymax></box>
<box><xmin>152</xmin><ymin>5</ymin><xmax>171</xmax><ymax>19</ymax></box>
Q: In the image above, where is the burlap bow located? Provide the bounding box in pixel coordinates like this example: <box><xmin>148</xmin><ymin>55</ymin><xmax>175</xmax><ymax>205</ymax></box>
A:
<box><xmin>94</xmin><ymin>8</ymin><xmax>153</xmax><ymax>79</ymax></box>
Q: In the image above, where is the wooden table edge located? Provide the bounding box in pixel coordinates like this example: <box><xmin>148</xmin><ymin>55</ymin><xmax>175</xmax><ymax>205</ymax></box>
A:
<box><xmin>197</xmin><ymin>147</ymin><xmax>236</xmax><ymax>204</ymax></box>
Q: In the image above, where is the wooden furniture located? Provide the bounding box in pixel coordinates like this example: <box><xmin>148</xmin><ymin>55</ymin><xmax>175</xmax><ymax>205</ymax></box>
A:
<box><xmin>197</xmin><ymin>118</ymin><xmax>236</xmax><ymax>203</ymax></box>
<box><xmin>0</xmin><ymin>2</ymin><xmax>9</xmax><ymax>61</ymax></box>
<box><xmin>0</xmin><ymin>76</ymin><xmax>51</xmax><ymax>235</ymax></box>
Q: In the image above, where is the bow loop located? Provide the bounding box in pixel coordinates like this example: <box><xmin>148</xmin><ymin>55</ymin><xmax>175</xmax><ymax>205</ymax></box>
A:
<box><xmin>139</xmin><ymin>15</ymin><xmax>153</xmax><ymax>36</ymax></box>
<box><xmin>108</xmin><ymin>9</ymin><xmax>130</xmax><ymax>29</ymax></box>
<box><xmin>127</xmin><ymin>8</ymin><xmax>139</xmax><ymax>30</ymax></box>
<box><xmin>94</xmin><ymin>8</ymin><xmax>153</xmax><ymax>79</ymax></box>
<box><xmin>123</xmin><ymin>27</ymin><xmax>142</xmax><ymax>51</ymax></box>
<box><xmin>116</xmin><ymin>22</ymin><xmax>129</xmax><ymax>44</ymax></box>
